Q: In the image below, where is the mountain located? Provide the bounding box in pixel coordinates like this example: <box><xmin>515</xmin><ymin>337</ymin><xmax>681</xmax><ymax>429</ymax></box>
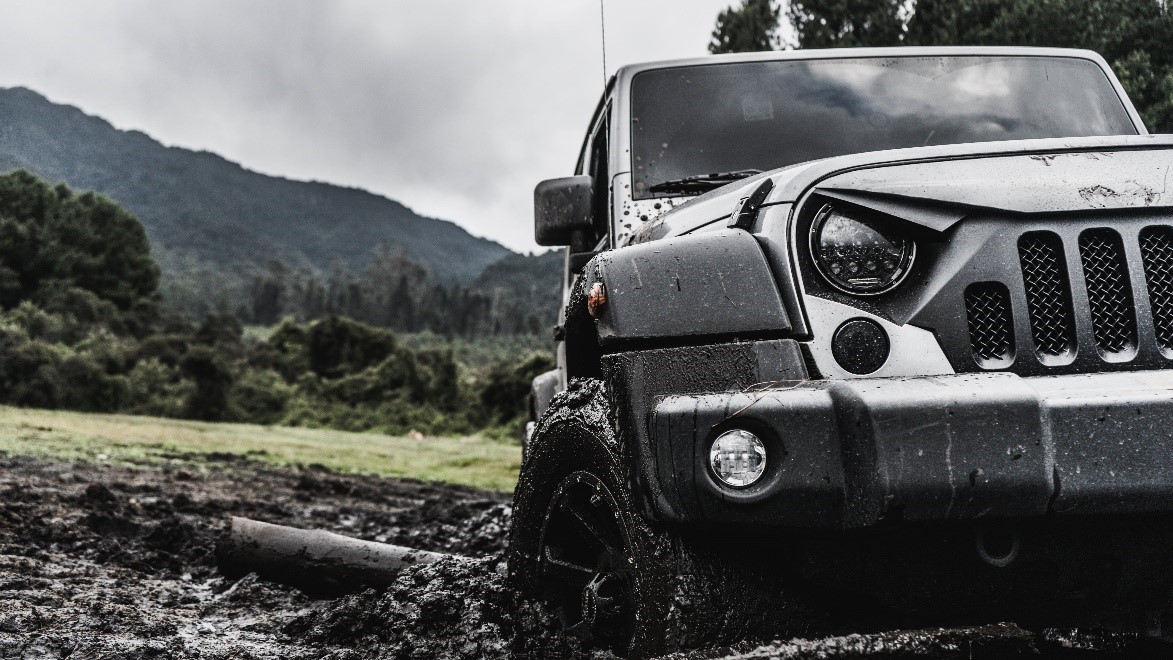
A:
<box><xmin>0</xmin><ymin>86</ymin><xmax>513</xmax><ymax>312</ymax></box>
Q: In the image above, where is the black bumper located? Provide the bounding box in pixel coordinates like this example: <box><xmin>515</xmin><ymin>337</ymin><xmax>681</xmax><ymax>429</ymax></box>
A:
<box><xmin>649</xmin><ymin>370</ymin><xmax>1173</xmax><ymax>530</ymax></box>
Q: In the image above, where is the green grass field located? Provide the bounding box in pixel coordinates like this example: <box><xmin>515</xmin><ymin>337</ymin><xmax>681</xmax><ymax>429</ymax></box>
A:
<box><xmin>0</xmin><ymin>406</ymin><xmax>521</xmax><ymax>491</ymax></box>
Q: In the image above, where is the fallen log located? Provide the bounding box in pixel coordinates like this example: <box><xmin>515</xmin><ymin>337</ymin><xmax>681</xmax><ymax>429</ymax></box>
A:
<box><xmin>216</xmin><ymin>516</ymin><xmax>451</xmax><ymax>595</ymax></box>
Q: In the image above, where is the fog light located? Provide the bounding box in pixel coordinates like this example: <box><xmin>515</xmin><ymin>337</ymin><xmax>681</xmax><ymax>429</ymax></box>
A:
<box><xmin>709</xmin><ymin>429</ymin><xmax>766</xmax><ymax>488</ymax></box>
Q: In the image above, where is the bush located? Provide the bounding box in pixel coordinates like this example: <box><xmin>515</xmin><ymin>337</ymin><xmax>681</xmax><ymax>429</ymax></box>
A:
<box><xmin>135</xmin><ymin>333</ymin><xmax>192</xmax><ymax>367</ymax></box>
<box><xmin>38</xmin><ymin>285</ymin><xmax>124</xmax><ymax>333</ymax></box>
<box><xmin>11</xmin><ymin>363</ymin><xmax>64</xmax><ymax>409</ymax></box>
<box><xmin>180</xmin><ymin>345</ymin><xmax>233</xmax><ymax>421</ymax></box>
<box><xmin>57</xmin><ymin>354</ymin><xmax>127</xmax><ymax>412</ymax></box>
<box><xmin>0</xmin><ymin>338</ymin><xmax>67</xmax><ymax>407</ymax></box>
<box><xmin>304</xmin><ymin>316</ymin><xmax>398</xmax><ymax>378</ymax></box>
<box><xmin>229</xmin><ymin>368</ymin><xmax>293</xmax><ymax>424</ymax></box>
<box><xmin>479</xmin><ymin>352</ymin><xmax>555</xmax><ymax>426</ymax></box>
<box><xmin>125</xmin><ymin>358</ymin><xmax>193</xmax><ymax>418</ymax></box>
<box><xmin>75</xmin><ymin>328</ymin><xmax>133</xmax><ymax>374</ymax></box>
<box><xmin>4</xmin><ymin>302</ymin><xmax>70</xmax><ymax>343</ymax></box>
<box><xmin>195</xmin><ymin>312</ymin><xmax>244</xmax><ymax>349</ymax></box>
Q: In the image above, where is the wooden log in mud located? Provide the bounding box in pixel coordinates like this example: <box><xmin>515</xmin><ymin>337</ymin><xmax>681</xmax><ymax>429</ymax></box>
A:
<box><xmin>216</xmin><ymin>516</ymin><xmax>451</xmax><ymax>595</ymax></box>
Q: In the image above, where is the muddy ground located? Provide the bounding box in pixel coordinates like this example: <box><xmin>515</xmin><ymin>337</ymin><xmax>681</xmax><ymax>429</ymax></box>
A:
<box><xmin>0</xmin><ymin>454</ymin><xmax>1163</xmax><ymax>659</ymax></box>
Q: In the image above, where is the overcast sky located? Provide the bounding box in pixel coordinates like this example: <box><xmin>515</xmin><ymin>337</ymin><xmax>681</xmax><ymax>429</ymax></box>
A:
<box><xmin>0</xmin><ymin>0</ymin><xmax>747</xmax><ymax>252</ymax></box>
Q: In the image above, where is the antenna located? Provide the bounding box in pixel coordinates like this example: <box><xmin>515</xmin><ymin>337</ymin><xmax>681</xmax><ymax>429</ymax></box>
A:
<box><xmin>599</xmin><ymin>0</ymin><xmax>607</xmax><ymax>86</ymax></box>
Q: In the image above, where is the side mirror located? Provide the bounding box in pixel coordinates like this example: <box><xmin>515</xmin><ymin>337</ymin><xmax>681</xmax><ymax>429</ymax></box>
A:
<box><xmin>534</xmin><ymin>176</ymin><xmax>594</xmax><ymax>247</ymax></box>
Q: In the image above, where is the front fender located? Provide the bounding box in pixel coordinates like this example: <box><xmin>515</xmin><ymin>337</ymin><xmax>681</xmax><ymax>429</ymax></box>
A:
<box><xmin>585</xmin><ymin>229</ymin><xmax>792</xmax><ymax>347</ymax></box>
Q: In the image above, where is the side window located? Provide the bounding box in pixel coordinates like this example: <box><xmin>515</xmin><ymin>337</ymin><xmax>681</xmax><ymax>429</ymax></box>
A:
<box><xmin>586</xmin><ymin>113</ymin><xmax>611</xmax><ymax>245</ymax></box>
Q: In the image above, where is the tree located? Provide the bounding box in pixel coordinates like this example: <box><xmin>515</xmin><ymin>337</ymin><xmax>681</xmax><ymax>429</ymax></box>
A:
<box><xmin>248</xmin><ymin>259</ymin><xmax>288</xmax><ymax>325</ymax></box>
<box><xmin>0</xmin><ymin>170</ymin><xmax>159</xmax><ymax>312</ymax></box>
<box><xmin>788</xmin><ymin>0</ymin><xmax>905</xmax><ymax>48</ymax></box>
<box><xmin>709</xmin><ymin>0</ymin><xmax>783</xmax><ymax>54</ymax></box>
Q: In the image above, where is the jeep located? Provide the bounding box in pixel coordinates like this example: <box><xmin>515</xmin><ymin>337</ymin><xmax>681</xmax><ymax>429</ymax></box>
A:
<box><xmin>508</xmin><ymin>47</ymin><xmax>1173</xmax><ymax>657</ymax></box>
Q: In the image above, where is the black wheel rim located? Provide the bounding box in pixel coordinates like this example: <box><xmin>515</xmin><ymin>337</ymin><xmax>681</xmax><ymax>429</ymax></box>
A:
<box><xmin>537</xmin><ymin>471</ymin><xmax>635</xmax><ymax>652</ymax></box>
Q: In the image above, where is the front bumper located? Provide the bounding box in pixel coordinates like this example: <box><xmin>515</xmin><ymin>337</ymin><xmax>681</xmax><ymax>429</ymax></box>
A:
<box><xmin>650</xmin><ymin>370</ymin><xmax>1173</xmax><ymax>530</ymax></box>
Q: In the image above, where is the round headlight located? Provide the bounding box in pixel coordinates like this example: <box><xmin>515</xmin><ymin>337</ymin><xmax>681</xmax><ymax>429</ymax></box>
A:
<box><xmin>810</xmin><ymin>204</ymin><xmax>915</xmax><ymax>295</ymax></box>
<box><xmin>709</xmin><ymin>429</ymin><xmax>766</xmax><ymax>488</ymax></box>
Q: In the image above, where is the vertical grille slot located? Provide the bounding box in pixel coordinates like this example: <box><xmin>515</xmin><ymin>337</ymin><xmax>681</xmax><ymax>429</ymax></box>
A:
<box><xmin>1018</xmin><ymin>232</ymin><xmax>1076</xmax><ymax>363</ymax></box>
<box><xmin>1078</xmin><ymin>229</ymin><xmax>1136</xmax><ymax>357</ymax></box>
<box><xmin>964</xmin><ymin>282</ymin><xmax>1014</xmax><ymax>368</ymax></box>
<box><xmin>1140</xmin><ymin>225</ymin><xmax>1173</xmax><ymax>355</ymax></box>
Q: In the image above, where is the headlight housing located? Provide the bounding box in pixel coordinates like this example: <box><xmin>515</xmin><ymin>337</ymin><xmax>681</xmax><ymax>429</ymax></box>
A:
<box><xmin>810</xmin><ymin>204</ymin><xmax>915</xmax><ymax>295</ymax></box>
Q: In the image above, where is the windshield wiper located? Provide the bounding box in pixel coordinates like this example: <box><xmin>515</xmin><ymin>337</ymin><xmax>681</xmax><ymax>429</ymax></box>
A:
<box><xmin>645</xmin><ymin>169</ymin><xmax>763</xmax><ymax>194</ymax></box>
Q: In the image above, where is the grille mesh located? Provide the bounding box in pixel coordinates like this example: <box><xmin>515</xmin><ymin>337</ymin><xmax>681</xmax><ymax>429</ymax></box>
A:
<box><xmin>964</xmin><ymin>282</ymin><xmax>1014</xmax><ymax>367</ymax></box>
<box><xmin>1140</xmin><ymin>226</ymin><xmax>1173</xmax><ymax>353</ymax></box>
<box><xmin>1079</xmin><ymin>229</ymin><xmax>1136</xmax><ymax>355</ymax></box>
<box><xmin>1018</xmin><ymin>232</ymin><xmax>1076</xmax><ymax>359</ymax></box>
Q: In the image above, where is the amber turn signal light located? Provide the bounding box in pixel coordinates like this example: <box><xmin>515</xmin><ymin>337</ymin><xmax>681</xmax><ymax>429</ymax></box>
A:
<box><xmin>587</xmin><ymin>282</ymin><xmax>607</xmax><ymax>319</ymax></box>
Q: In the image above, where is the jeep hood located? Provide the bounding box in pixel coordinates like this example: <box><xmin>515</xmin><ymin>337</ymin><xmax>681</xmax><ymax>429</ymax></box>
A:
<box><xmin>637</xmin><ymin>134</ymin><xmax>1173</xmax><ymax>241</ymax></box>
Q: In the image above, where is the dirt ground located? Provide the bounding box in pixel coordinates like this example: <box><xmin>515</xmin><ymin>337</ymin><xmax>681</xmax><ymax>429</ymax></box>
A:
<box><xmin>0</xmin><ymin>454</ymin><xmax>1163</xmax><ymax>659</ymax></box>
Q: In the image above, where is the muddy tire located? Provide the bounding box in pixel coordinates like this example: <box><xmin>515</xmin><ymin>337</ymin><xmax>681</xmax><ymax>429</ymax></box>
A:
<box><xmin>508</xmin><ymin>379</ymin><xmax>814</xmax><ymax>658</ymax></box>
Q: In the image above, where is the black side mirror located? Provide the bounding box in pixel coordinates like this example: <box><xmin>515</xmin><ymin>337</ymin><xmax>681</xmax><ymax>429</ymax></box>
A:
<box><xmin>534</xmin><ymin>176</ymin><xmax>594</xmax><ymax>247</ymax></box>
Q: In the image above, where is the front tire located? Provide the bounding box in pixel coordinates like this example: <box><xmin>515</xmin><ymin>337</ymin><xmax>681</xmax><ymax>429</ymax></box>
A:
<box><xmin>507</xmin><ymin>379</ymin><xmax>814</xmax><ymax>657</ymax></box>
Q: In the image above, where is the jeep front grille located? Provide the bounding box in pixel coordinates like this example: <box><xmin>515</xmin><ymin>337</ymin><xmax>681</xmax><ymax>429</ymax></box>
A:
<box><xmin>962</xmin><ymin>224</ymin><xmax>1173</xmax><ymax>371</ymax></box>
<box><xmin>1018</xmin><ymin>232</ymin><xmax>1076</xmax><ymax>362</ymax></box>
<box><xmin>1140</xmin><ymin>226</ymin><xmax>1173</xmax><ymax>355</ymax></box>
<box><xmin>1078</xmin><ymin>229</ymin><xmax>1137</xmax><ymax>356</ymax></box>
<box><xmin>964</xmin><ymin>282</ymin><xmax>1014</xmax><ymax>368</ymax></box>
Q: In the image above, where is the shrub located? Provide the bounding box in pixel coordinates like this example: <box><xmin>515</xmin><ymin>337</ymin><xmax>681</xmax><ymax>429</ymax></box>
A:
<box><xmin>229</xmin><ymin>368</ymin><xmax>293</xmax><ymax>424</ymax></box>
<box><xmin>75</xmin><ymin>327</ymin><xmax>133</xmax><ymax>374</ymax></box>
<box><xmin>38</xmin><ymin>285</ymin><xmax>123</xmax><ymax>333</ymax></box>
<box><xmin>304</xmin><ymin>316</ymin><xmax>397</xmax><ymax>378</ymax></box>
<box><xmin>57</xmin><ymin>353</ymin><xmax>127</xmax><ymax>412</ymax></box>
<box><xmin>180</xmin><ymin>345</ymin><xmax>233</xmax><ymax>421</ymax></box>
<box><xmin>126</xmin><ymin>358</ymin><xmax>193</xmax><ymax>418</ymax></box>
<box><xmin>0</xmin><ymin>338</ymin><xmax>67</xmax><ymax>407</ymax></box>
<box><xmin>11</xmin><ymin>362</ymin><xmax>64</xmax><ymax>409</ymax></box>
<box><xmin>3</xmin><ymin>302</ymin><xmax>70</xmax><ymax>343</ymax></box>
<box><xmin>135</xmin><ymin>333</ymin><xmax>193</xmax><ymax>367</ymax></box>
<box><xmin>478</xmin><ymin>352</ymin><xmax>556</xmax><ymax>426</ymax></box>
<box><xmin>195</xmin><ymin>312</ymin><xmax>243</xmax><ymax>348</ymax></box>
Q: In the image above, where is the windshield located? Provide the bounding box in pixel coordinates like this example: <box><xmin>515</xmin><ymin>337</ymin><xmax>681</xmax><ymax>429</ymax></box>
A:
<box><xmin>630</xmin><ymin>56</ymin><xmax>1137</xmax><ymax>199</ymax></box>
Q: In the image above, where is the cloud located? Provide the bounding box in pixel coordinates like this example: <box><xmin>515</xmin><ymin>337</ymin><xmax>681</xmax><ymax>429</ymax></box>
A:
<box><xmin>0</xmin><ymin>0</ymin><xmax>734</xmax><ymax>251</ymax></box>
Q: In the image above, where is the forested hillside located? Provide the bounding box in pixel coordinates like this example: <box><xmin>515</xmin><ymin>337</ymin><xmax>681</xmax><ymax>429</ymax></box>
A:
<box><xmin>0</xmin><ymin>86</ymin><xmax>527</xmax><ymax>318</ymax></box>
<box><xmin>474</xmin><ymin>250</ymin><xmax>564</xmax><ymax>323</ymax></box>
<box><xmin>238</xmin><ymin>246</ymin><xmax>563</xmax><ymax>336</ymax></box>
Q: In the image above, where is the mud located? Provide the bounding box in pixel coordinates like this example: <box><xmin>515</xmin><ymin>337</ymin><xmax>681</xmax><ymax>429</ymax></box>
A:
<box><xmin>0</xmin><ymin>454</ymin><xmax>512</xmax><ymax>659</ymax></box>
<box><xmin>0</xmin><ymin>454</ymin><xmax>1163</xmax><ymax>659</ymax></box>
